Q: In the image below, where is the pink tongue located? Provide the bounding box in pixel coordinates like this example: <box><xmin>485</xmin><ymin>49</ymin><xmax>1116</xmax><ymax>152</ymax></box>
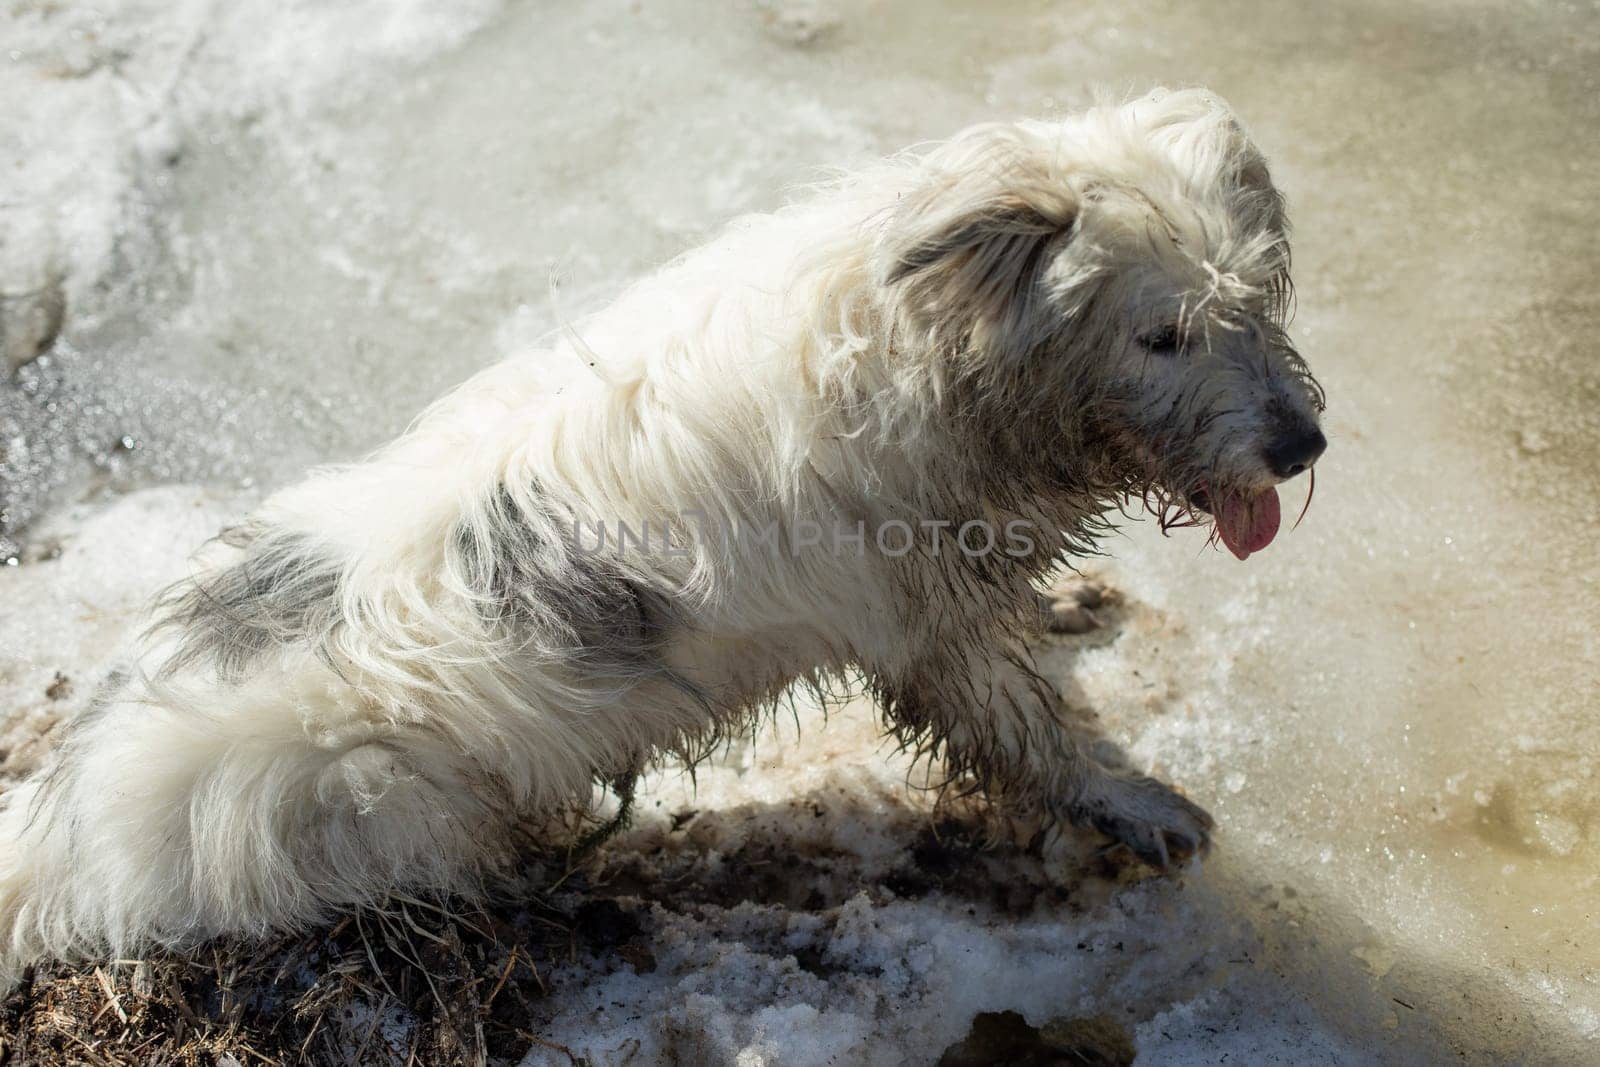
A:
<box><xmin>1215</xmin><ymin>487</ymin><xmax>1282</xmax><ymax>561</ymax></box>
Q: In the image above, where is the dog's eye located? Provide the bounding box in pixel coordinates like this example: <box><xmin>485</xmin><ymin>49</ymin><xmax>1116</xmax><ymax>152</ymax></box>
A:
<box><xmin>1140</xmin><ymin>325</ymin><xmax>1183</xmax><ymax>355</ymax></box>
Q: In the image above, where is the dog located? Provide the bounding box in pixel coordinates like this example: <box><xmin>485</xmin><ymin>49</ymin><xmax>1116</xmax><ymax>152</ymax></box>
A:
<box><xmin>0</xmin><ymin>87</ymin><xmax>1324</xmax><ymax>988</ymax></box>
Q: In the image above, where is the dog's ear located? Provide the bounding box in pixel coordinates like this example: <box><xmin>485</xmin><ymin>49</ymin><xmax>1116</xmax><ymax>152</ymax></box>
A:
<box><xmin>1211</xmin><ymin>114</ymin><xmax>1286</xmax><ymax>243</ymax></box>
<box><xmin>880</xmin><ymin>131</ymin><xmax>1079</xmax><ymax>355</ymax></box>
<box><xmin>1134</xmin><ymin>88</ymin><xmax>1287</xmax><ymax>239</ymax></box>
<box><xmin>882</xmin><ymin>188</ymin><xmax>1071</xmax><ymax>288</ymax></box>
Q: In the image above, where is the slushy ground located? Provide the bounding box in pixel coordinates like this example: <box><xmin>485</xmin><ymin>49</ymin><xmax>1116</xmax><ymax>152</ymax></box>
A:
<box><xmin>2</xmin><ymin>1</ymin><xmax>1597</xmax><ymax>1063</ymax></box>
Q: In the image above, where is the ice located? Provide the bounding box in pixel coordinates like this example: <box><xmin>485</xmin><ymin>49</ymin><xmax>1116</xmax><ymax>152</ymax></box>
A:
<box><xmin>511</xmin><ymin>699</ymin><xmax>1372</xmax><ymax>1064</ymax></box>
<box><xmin>1135</xmin><ymin>992</ymin><xmax>1372</xmax><ymax>1066</ymax></box>
<box><xmin>5</xmin><ymin>0</ymin><xmax>1600</xmax><ymax>1062</ymax></box>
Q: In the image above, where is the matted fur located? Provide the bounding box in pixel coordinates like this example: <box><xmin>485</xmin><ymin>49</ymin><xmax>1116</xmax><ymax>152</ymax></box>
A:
<box><xmin>0</xmin><ymin>88</ymin><xmax>1324</xmax><ymax>987</ymax></box>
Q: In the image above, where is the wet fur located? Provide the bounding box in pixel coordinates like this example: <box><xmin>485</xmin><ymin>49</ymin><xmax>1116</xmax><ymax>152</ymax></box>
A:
<box><xmin>0</xmin><ymin>89</ymin><xmax>1322</xmax><ymax>986</ymax></box>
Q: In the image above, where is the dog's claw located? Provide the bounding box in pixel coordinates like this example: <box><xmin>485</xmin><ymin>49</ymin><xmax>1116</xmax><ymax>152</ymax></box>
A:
<box><xmin>1078</xmin><ymin>773</ymin><xmax>1213</xmax><ymax>871</ymax></box>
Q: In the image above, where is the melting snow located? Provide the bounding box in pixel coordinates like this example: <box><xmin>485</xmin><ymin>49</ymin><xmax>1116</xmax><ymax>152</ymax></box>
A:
<box><xmin>4</xmin><ymin>0</ymin><xmax>1600</xmax><ymax>1062</ymax></box>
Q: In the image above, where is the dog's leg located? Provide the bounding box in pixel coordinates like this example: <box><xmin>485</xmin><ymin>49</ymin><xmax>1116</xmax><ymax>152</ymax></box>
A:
<box><xmin>876</xmin><ymin>647</ymin><xmax>1211</xmax><ymax>868</ymax></box>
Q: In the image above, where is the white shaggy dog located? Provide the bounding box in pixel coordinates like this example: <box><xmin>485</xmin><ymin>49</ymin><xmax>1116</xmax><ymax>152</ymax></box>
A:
<box><xmin>0</xmin><ymin>88</ymin><xmax>1324</xmax><ymax>987</ymax></box>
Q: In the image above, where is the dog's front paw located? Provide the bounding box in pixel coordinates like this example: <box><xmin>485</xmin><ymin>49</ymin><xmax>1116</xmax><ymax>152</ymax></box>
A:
<box><xmin>1039</xmin><ymin>576</ymin><xmax>1111</xmax><ymax>634</ymax></box>
<box><xmin>1076</xmin><ymin>773</ymin><xmax>1213</xmax><ymax>870</ymax></box>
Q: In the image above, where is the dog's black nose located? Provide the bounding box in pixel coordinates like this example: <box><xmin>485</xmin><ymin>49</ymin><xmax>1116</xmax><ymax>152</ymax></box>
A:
<box><xmin>1265</xmin><ymin>424</ymin><xmax>1326</xmax><ymax>479</ymax></box>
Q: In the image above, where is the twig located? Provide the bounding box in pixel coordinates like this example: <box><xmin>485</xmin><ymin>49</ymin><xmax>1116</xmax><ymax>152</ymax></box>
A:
<box><xmin>516</xmin><ymin>1029</ymin><xmax>581</xmax><ymax>1066</ymax></box>
<box><xmin>481</xmin><ymin>947</ymin><xmax>519</xmax><ymax>1016</ymax></box>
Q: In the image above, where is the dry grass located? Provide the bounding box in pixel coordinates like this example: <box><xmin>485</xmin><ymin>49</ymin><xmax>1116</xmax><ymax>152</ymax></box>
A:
<box><xmin>1</xmin><ymin>898</ymin><xmax>553</xmax><ymax>1066</ymax></box>
<box><xmin>0</xmin><ymin>843</ymin><xmax>646</xmax><ymax>1067</ymax></box>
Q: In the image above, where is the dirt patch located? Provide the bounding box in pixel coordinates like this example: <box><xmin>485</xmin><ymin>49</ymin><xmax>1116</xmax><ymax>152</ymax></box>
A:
<box><xmin>936</xmin><ymin>1009</ymin><xmax>1136</xmax><ymax>1067</ymax></box>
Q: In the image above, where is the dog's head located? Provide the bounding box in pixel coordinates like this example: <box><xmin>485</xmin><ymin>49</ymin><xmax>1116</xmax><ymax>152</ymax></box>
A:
<box><xmin>880</xmin><ymin>88</ymin><xmax>1325</xmax><ymax>560</ymax></box>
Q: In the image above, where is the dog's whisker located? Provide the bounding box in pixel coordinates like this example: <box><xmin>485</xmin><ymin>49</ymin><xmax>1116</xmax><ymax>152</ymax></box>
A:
<box><xmin>1294</xmin><ymin>465</ymin><xmax>1316</xmax><ymax>530</ymax></box>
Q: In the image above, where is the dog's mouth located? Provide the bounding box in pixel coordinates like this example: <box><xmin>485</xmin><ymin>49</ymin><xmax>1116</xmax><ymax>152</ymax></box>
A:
<box><xmin>1187</xmin><ymin>484</ymin><xmax>1282</xmax><ymax>561</ymax></box>
<box><xmin>1117</xmin><ymin>434</ymin><xmax>1306</xmax><ymax>562</ymax></box>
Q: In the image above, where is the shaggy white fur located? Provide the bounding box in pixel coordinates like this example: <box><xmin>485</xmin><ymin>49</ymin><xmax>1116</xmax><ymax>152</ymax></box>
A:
<box><xmin>0</xmin><ymin>88</ymin><xmax>1324</xmax><ymax>987</ymax></box>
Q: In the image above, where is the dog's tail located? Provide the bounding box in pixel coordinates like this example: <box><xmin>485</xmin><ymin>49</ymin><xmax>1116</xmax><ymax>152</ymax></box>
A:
<box><xmin>0</xmin><ymin>657</ymin><xmax>515</xmax><ymax>990</ymax></box>
<box><xmin>0</xmin><ymin>780</ymin><xmax>48</xmax><ymax>992</ymax></box>
<box><xmin>0</xmin><ymin>669</ymin><xmax>297</xmax><ymax>989</ymax></box>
